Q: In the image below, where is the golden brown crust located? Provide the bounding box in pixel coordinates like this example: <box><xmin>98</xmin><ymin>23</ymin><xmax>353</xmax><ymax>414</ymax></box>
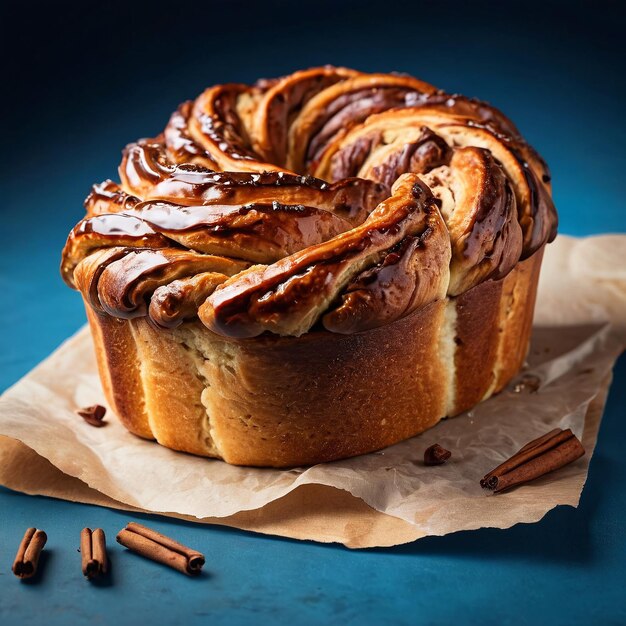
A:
<box><xmin>84</xmin><ymin>249</ymin><xmax>543</xmax><ymax>467</ymax></box>
<box><xmin>205</xmin><ymin>301</ymin><xmax>448</xmax><ymax>466</ymax></box>
<box><xmin>85</xmin><ymin>306</ymin><xmax>151</xmax><ymax>439</ymax></box>
<box><xmin>492</xmin><ymin>247</ymin><xmax>544</xmax><ymax>392</ymax></box>
<box><xmin>64</xmin><ymin>67</ymin><xmax>555</xmax><ymax>466</ymax></box>
<box><xmin>128</xmin><ymin>320</ymin><xmax>219</xmax><ymax>457</ymax></box>
<box><xmin>452</xmin><ymin>279</ymin><xmax>503</xmax><ymax>413</ymax></box>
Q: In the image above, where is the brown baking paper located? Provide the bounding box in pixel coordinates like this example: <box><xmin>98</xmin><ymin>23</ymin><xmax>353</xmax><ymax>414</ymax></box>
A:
<box><xmin>0</xmin><ymin>234</ymin><xmax>624</xmax><ymax>548</ymax></box>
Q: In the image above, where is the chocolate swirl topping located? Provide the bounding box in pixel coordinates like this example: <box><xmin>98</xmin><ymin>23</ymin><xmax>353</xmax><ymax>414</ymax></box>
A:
<box><xmin>62</xmin><ymin>67</ymin><xmax>557</xmax><ymax>337</ymax></box>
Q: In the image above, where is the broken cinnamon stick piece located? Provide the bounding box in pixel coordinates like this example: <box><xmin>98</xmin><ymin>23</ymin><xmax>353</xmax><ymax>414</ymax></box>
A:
<box><xmin>116</xmin><ymin>522</ymin><xmax>204</xmax><ymax>576</ymax></box>
<box><xmin>80</xmin><ymin>528</ymin><xmax>108</xmax><ymax>579</ymax></box>
<box><xmin>481</xmin><ymin>428</ymin><xmax>585</xmax><ymax>493</ymax></box>
<box><xmin>76</xmin><ymin>404</ymin><xmax>107</xmax><ymax>427</ymax></box>
<box><xmin>424</xmin><ymin>444</ymin><xmax>451</xmax><ymax>466</ymax></box>
<box><xmin>12</xmin><ymin>528</ymin><xmax>47</xmax><ymax>579</ymax></box>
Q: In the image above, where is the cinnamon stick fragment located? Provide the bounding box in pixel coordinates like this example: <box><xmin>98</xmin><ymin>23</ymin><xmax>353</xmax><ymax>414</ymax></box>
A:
<box><xmin>116</xmin><ymin>522</ymin><xmax>204</xmax><ymax>576</ymax></box>
<box><xmin>12</xmin><ymin>528</ymin><xmax>47</xmax><ymax>579</ymax></box>
<box><xmin>76</xmin><ymin>404</ymin><xmax>107</xmax><ymax>427</ymax></box>
<box><xmin>424</xmin><ymin>444</ymin><xmax>451</xmax><ymax>466</ymax></box>
<box><xmin>80</xmin><ymin>528</ymin><xmax>108</xmax><ymax>580</ymax></box>
<box><xmin>481</xmin><ymin>428</ymin><xmax>585</xmax><ymax>493</ymax></box>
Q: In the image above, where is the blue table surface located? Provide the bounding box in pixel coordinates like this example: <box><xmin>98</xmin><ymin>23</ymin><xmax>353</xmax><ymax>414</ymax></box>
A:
<box><xmin>2</xmin><ymin>2</ymin><xmax>626</xmax><ymax>623</ymax></box>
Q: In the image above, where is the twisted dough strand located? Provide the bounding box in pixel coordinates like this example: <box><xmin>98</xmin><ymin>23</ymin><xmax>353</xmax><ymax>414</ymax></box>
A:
<box><xmin>62</xmin><ymin>67</ymin><xmax>557</xmax><ymax>337</ymax></box>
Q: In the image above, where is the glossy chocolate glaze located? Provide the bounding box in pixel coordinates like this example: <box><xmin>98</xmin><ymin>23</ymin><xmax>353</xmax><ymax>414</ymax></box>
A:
<box><xmin>199</xmin><ymin>177</ymin><xmax>449</xmax><ymax>337</ymax></box>
<box><xmin>370</xmin><ymin>128</ymin><xmax>452</xmax><ymax>187</ymax></box>
<box><xmin>306</xmin><ymin>88</ymin><xmax>430</xmax><ymax>167</ymax></box>
<box><xmin>120</xmin><ymin>141</ymin><xmax>388</xmax><ymax>224</ymax></box>
<box><xmin>85</xmin><ymin>180</ymin><xmax>140</xmax><ymax>217</ymax></box>
<box><xmin>463</xmin><ymin>120</ymin><xmax>557</xmax><ymax>256</ymax></box>
<box><xmin>97</xmin><ymin>248</ymin><xmax>247</xmax><ymax>319</ymax></box>
<box><xmin>61</xmin><ymin>214</ymin><xmax>170</xmax><ymax>287</ymax></box>
<box><xmin>322</xmin><ymin>202</ymin><xmax>450</xmax><ymax>334</ymax></box>
<box><xmin>124</xmin><ymin>200</ymin><xmax>353</xmax><ymax>263</ymax></box>
<box><xmin>149</xmin><ymin>272</ymin><xmax>229</xmax><ymax>329</ymax></box>
<box><xmin>61</xmin><ymin>67</ymin><xmax>558</xmax><ymax>338</ymax></box>
<box><xmin>164</xmin><ymin>102</ymin><xmax>217</xmax><ymax>168</ymax></box>
<box><xmin>73</xmin><ymin>247</ymin><xmax>135</xmax><ymax>312</ymax></box>
<box><xmin>315</xmin><ymin>106</ymin><xmax>556</xmax><ymax>260</ymax></box>
<box><xmin>285</xmin><ymin>74</ymin><xmax>437</xmax><ymax>173</ymax></box>
<box><xmin>255</xmin><ymin>67</ymin><xmax>357</xmax><ymax>166</ymax></box>
<box><xmin>421</xmin><ymin>92</ymin><xmax>522</xmax><ymax>138</ymax></box>
<box><xmin>191</xmin><ymin>84</ymin><xmax>263</xmax><ymax>168</ymax></box>
<box><xmin>329</xmin><ymin>132</ymin><xmax>383</xmax><ymax>180</ymax></box>
<box><xmin>432</xmin><ymin>147</ymin><xmax>523</xmax><ymax>295</ymax></box>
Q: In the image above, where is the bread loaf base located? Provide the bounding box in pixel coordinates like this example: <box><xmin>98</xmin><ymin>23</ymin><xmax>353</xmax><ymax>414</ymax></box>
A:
<box><xmin>85</xmin><ymin>248</ymin><xmax>543</xmax><ymax>467</ymax></box>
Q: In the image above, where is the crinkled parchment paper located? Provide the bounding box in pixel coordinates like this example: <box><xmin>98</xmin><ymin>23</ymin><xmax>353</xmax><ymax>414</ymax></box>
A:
<box><xmin>0</xmin><ymin>235</ymin><xmax>624</xmax><ymax>548</ymax></box>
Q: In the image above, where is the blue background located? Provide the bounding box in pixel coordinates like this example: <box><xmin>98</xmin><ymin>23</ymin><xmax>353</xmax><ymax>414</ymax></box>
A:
<box><xmin>1</xmin><ymin>1</ymin><xmax>625</xmax><ymax>623</ymax></box>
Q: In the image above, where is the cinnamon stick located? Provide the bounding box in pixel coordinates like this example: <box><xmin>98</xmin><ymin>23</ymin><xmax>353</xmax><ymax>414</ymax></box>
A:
<box><xmin>76</xmin><ymin>404</ymin><xmax>107</xmax><ymax>427</ymax></box>
<box><xmin>12</xmin><ymin>528</ymin><xmax>47</xmax><ymax>579</ymax></box>
<box><xmin>80</xmin><ymin>528</ymin><xmax>108</xmax><ymax>579</ymax></box>
<box><xmin>516</xmin><ymin>428</ymin><xmax>563</xmax><ymax>454</ymax></box>
<box><xmin>481</xmin><ymin>428</ymin><xmax>585</xmax><ymax>493</ymax></box>
<box><xmin>424</xmin><ymin>444</ymin><xmax>451</xmax><ymax>466</ymax></box>
<box><xmin>116</xmin><ymin>522</ymin><xmax>204</xmax><ymax>576</ymax></box>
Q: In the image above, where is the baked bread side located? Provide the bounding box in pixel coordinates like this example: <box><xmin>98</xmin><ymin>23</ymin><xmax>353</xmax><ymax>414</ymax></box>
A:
<box><xmin>84</xmin><ymin>250</ymin><xmax>542</xmax><ymax>467</ymax></box>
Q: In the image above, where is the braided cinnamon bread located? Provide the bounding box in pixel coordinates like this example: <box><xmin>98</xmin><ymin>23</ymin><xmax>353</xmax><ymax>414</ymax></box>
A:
<box><xmin>61</xmin><ymin>67</ymin><xmax>557</xmax><ymax>467</ymax></box>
